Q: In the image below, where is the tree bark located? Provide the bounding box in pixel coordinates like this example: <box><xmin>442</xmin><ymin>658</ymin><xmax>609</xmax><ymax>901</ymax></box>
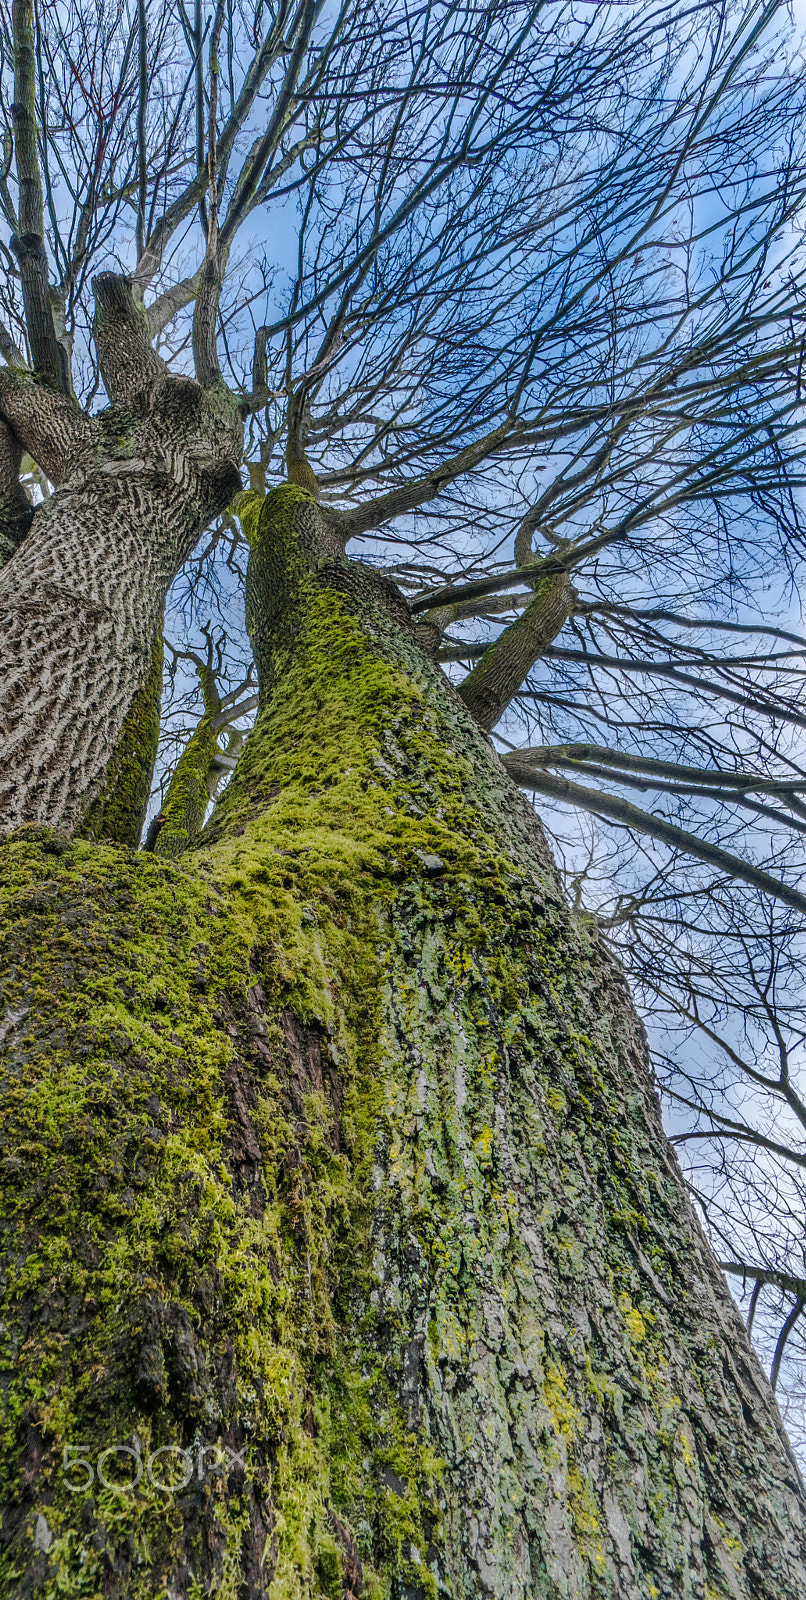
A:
<box><xmin>10</xmin><ymin>0</ymin><xmax>67</xmax><ymax>390</ymax></box>
<box><xmin>0</xmin><ymin>359</ymin><xmax>242</xmax><ymax>838</ymax></box>
<box><xmin>458</xmin><ymin>572</ymin><xmax>574</xmax><ymax>733</ymax></box>
<box><xmin>79</xmin><ymin>627</ymin><xmax>164</xmax><ymax>849</ymax></box>
<box><xmin>1</xmin><ymin>485</ymin><xmax>804</xmax><ymax>1599</ymax></box>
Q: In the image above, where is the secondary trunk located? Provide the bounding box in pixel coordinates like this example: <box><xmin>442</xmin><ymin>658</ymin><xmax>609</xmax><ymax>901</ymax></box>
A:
<box><xmin>0</xmin><ymin>331</ymin><xmax>242</xmax><ymax>841</ymax></box>
<box><xmin>0</xmin><ymin>485</ymin><xmax>804</xmax><ymax>1600</ymax></box>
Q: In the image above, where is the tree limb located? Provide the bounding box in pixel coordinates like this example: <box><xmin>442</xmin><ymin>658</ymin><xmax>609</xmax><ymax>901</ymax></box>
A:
<box><xmin>0</xmin><ymin>316</ymin><xmax>26</xmax><ymax>369</ymax></box>
<box><xmin>512</xmin><ymin>743</ymin><xmax>806</xmax><ymax>795</ymax></box>
<box><xmin>10</xmin><ymin>0</ymin><xmax>65</xmax><ymax>389</ymax></box>
<box><xmin>92</xmin><ymin>273</ymin><xmax>168</xmax><ymax>408</ymax></box>
<box><xmin>333</xmin><ymin>422</ymin><xmax>519</xmax><ymax>541</ymax></box>
<box><xmin>501</xmin><ymin>759</ymin><xmax>806</xmax><ymax>918</ymax></box>
<box><xmin>772</xmin><ymin>1300</ymin><xmax>805</xmax><ymax>1393</ymax></box>
<box><xmin>540</xmin><ymin>646</ymin><xmax>806</xmax><ymax>733</ymax></box>
<box><xmin>458</xmin><ymin>575</ymin><xmax>574</xmax><ymax>732</ymax></box>
<box><xmin>0</xmin><ymin>368</ymin><xmax>96</xmax><ymax>484</ymax></box>
<box><xmin>411</xmin><ymin>531</ymin><xmax>616</xmax><ymax>615</ymax></box>
<box><xmin>721</xmin><ymin>1262</ymin><xmax>806</xmax><ymax>1302</ymax></box>
<box><xmin>145</xmin><ymin>273</ymin><xmax>201</xmax><ymax>341</ymax></box>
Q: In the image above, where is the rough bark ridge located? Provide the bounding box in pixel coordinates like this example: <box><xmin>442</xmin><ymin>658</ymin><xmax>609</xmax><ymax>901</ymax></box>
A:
<box><xmin>79</xmin><ymin>628</ymin><xmax>165</xmax><ymax>849</ymax></box>
<box><xmin>0</xmin><ymin>485</ymin><xmax>804</xmax><ymax>1599</ymax></box>
<box><xmin>0</xmin><ymin>277</ymin><xmax>243</xmax><ymax>839</ymax></box>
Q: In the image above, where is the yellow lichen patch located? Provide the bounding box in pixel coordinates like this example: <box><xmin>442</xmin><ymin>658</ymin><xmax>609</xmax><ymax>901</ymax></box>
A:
<box><xmin>545</xmin><ymin>1086</ymin><xmax>567</xmax><ymax>1114</ymax></box>
<box><xmin>620</xmin><ymin>1297</ymin><xmax>648</xmax><ymax>1346</ymax></box>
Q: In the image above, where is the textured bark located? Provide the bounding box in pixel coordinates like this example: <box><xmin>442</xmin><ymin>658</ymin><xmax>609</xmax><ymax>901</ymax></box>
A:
<box><xmin>1</xmin><ymin>484</ymin><xmax>804</xmax><ymax>1599</ymax></box>
<box><xmin>458</xmin><ymin>571</ymin><xmax>574</xmax><ymax>732</ymax></box>
<box><xmin>79</xmin><ymin>628</ymin><xmax>164</xmax><ymax>849</ymax></box>
<box><xmin>0</xmin><ymin>366</ymin><xmax>242</xmax><ymax>837</ymax></box>
<box><xmin>92</xmin><ymin>272</ymin><xmax>170</xmax><ymax>407</ymax></box>
<box><xmin>0</xmin><ymin>370</ymin><xmax>95</xmax><ymax>485</ymax></box>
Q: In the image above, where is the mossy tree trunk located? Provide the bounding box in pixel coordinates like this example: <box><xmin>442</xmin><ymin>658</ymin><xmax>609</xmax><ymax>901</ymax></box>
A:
<box><xmin>1</xmin><ymin>486</ymin><xmax>805</xmax><ymax>1600</ymax></box>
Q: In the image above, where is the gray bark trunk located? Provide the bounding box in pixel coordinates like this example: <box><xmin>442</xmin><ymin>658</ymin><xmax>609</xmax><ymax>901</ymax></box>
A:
<box><xmin>0</xmin><ymin>375</ymin><xmax>241</xmax><ymax>836</ymax></box>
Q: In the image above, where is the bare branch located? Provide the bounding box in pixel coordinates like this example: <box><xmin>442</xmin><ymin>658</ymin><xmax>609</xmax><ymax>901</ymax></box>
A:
<box><xmin>501</xmin><ymin>759</ymin><xmax>806</xmax><ymax>918</ymax></box>
<box><xmin>458</xmin><ymin>575</ymin><xmax>574</xmax><ymax>732</ymax></box>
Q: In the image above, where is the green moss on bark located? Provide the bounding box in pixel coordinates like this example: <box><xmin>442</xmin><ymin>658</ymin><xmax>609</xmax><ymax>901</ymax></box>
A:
<box><xmin>1</xmin><ymin>487</ymin><xmax>804</xmax><ymax>1599</ymax></box>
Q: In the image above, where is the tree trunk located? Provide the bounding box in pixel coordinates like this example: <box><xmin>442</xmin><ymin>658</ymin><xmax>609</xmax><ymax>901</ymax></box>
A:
<box><xmin>79</xmin><ymin>626</ymin><xmax>165</xmax><ymax>851</ymax></box>
<box><xmin>1</xmin><ymin>485</ymin><xmax>804</xmax><ymax>1600</ymax></box>
<box><xmin>0</xmin><ymin>290</ymin><xmax>243</xmax><ymax>840</ymax></box>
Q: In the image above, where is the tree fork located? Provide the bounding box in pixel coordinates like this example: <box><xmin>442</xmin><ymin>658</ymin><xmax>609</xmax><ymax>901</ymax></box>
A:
<box><xmin>1</xmin><ymin>485</ymin><xmax>804</xmax><ymax>1598</ymax></box>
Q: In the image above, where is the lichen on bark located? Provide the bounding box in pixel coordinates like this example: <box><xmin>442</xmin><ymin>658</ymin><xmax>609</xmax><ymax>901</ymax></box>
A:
<box><xmin>1</xmin><ymin>485</ymin><xmax>805</xmax><ymax>1599</ymax></box>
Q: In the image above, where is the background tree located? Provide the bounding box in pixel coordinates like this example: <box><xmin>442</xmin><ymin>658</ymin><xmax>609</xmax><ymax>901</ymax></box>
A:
<box><xmin>3</xmin><ymin>0</ymin><xmax>806</xmax><ymax>1596</ymax></box>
